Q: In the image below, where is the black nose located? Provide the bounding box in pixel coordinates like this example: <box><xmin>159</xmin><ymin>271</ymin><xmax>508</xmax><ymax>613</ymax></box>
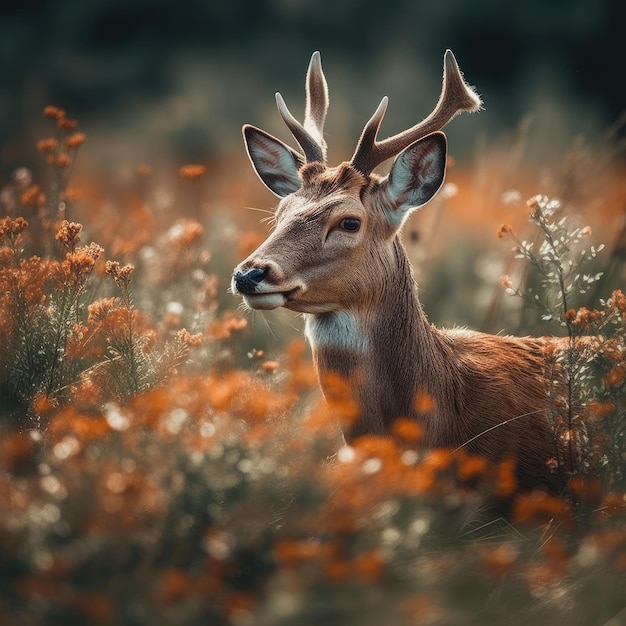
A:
<box><xmin>233</xmin><ymin>266</ymin><xmax>269</xmax><ymax>294</ymax></box>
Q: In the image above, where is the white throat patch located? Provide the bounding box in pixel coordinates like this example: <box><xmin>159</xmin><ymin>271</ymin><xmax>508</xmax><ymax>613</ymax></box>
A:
<box><xmin>304</xmin><ymin>311</ymin><xmax>368</xmax><ymax>353</ymax></box>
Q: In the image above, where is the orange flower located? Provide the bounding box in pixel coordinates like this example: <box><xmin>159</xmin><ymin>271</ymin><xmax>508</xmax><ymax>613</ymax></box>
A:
<box><xmin>456</xmin><ymin>452</ymin><xmax>489</xmax><ymax>482</ymax></box>
<box><xmin>0</xmin><ymin>216</ymin><xmax>29</xmax><ymax>237</ymax></box>
<box><xmin>177</xmin><ymin>328</ymin><xmax>203</xmax><ymax>347</ymax></box>
<box><xmin>261</xmin><ymin>360</ymin><xmax>280</xmax><ymax>373</ymax></box>
<box><xmin>392</xmin><ymin>417</ymin><xmax>423</xmax><ymax>443</ymax></box>
<box><xmin>609</xmin><ymin>290</ymin><xmax>626</xmax><ymax>314</ymax></box>
<box><xmin>105</xmin><ymin>261</ymin><xmax>135</xmax><ymax>287</ymax></box>
<box><xmin>43</xmin><ymin>105</ymin><xmax>65</xmax><ymax>120</ymax></box>
<box><xmin>354</xmin><ymin>551</ymin><xmax>384</xmax><ymax>582</ymax></box>
<box><xmin>207</xmin><ymin>311</ymin><xmax>247</xmax><ymax>340</ymax></box>
<box><xmin>500</xmin><ymin>274</ymin><xmax>513</xmax><ymax>289</ymax></box>
<box><xmin>164</xmin><ymin>219</ymin><xmax>205</xmax><ymax>248</ymax></box>
<box><xmin>588</xmin><ymin>401</ymin><xmax>616</xmax><ymax>418</ymax></box>
<box><xmin>512</xmin><ymin>490</ymin><xmax>572</xmax><ymax>525</ymax></box>
<box><xmin>179</xmin><ymin>164</ymin><xmax>207</xmax><ymax>181</ymax></box>
<box><xmin>37</xmin><ymin>137</ymin><xmax>59</xmax><ymax>152</ymax></box>
<box><xmin>20</xmin><ymin>185</ymin><xmax>46</xmax><ymax>207</ymax></box>
<box><xmin>496</xmin><ymin>457</ymin><xmax>517</xmax><ymax>498</ymax></box>
<box><xmin>88</xmin><ymin>297</ymin><xmax>119</xmax><ymax>324</ymax></box>
<box><xmin>413</xmin><ymin>390</ymin><xmax>435</xmax><ymax>414</ymax></box>
<box><xmin>496</xmin><ymin>223</ymin><xmax>513</xmax><ymax>239</ymax></box>
<box><xmin>57</xmin><ymin>117</ymin><xmax>78</xmax><ymax>130</ymax></box>
<box><xmin>54</xmin><ymin>152</ymin><xmax>72</xmax><ymax>168</ymax></box>
<box><xmin>65</xmin><ymin>132</ymin><xmax>87</xmax><ymax>148</ymax></box>
<box><xmin>55</xmin><ymin>220</ymin><xmax>83</xmax><ymax>249</ymax></box>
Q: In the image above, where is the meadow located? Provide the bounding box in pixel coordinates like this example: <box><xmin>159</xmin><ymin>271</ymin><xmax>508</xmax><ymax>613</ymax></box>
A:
<box><xmin>0</xmin><ymin>104</ymin><xmax>625</xmax><ymax>625</ymax></box>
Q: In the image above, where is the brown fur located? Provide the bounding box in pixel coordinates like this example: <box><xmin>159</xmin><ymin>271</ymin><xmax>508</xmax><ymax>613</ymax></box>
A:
<box><xmin>235</xmin><ymin>51</ymin><xmax>566</xmax><ymax>495</ymax></box>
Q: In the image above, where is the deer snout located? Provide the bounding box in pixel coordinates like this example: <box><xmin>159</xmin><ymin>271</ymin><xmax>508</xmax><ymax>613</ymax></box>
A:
<box><xmin>232</xmin><ymin>266</ymin><xmax>269</xmax><ymax>295</ymax></box>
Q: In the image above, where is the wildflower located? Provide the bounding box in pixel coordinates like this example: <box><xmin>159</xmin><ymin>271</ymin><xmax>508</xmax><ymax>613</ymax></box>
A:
<box><xmin>512</xmin><ymin>490</ymin><xmax>572</xmax><ymax>525</ymax></box>
<box><xmin>57</xmin><ymin>117</ymin><xmax>78</xmax><ymax>130</ymax></box>
<box><xmin>176</xmin><ymin>328</ymin><xmax>202</xmax><ymax>347</ymax></box>
<box><xmin>496</xmin><ymin>223</ymin><xmax>513</xmax><ymax>239</ymax></box>
<box><xmin>496</xmin><ymin>458</ymin><xmax>517</xmax><ymax>498</ymax></box>
<box><xmin>456</xmin><ymin>452</ymin><xmax>489</xmax><ymax>482</ymax></box>
<box><xmin>500</xmin><ymin>274</ymin><xmax>513</xmax><ymax>289</ymax></box>
<box><xmin>413</xmin><ymin>390</ymin><xmax>435</xmax><ymax>414</ymax></box>
<box><xmin>37</xmin><ymin>138</ymin><xmax>59</xmax><ymax>153</ymax></box>
<box><xmin>609</xmin><ymin>290</ymin><xmax>626</xmax><ymax>315</ymax></box>
<box><xmin>55</xmin><ymin>243</ymin><xmax>103</xmax><ymax>289</ymax></box>
<box><xmin>207</xmin><ymin>311</ymin><xmax>247</xmax><ymax>340</ymax></box>
<box><xmin>88</xmin><ymin>297</ymin><xmax>119</xmax><ymax>324</ymax></box>
<box><xmin>43</xmin><ymin>105</ymin><xmax>65</xmax><ymax>120</ymax></box>
<box><xmin>106</xmin><ymin>261</ymin><xmax>135</xmax><ymax>288</ymax></box>
<box><xmin>164</xmin><ymin>219</ymin><xmax>204</xmax><ymax>248</ymax></box>
<box><xmin>64</xmin><ymin>132</ymin><xmax>87</xmax><ymax>148</ymax></box>
<box><xmin>391</xmin><ymin>418</ymin><xmax>422</xmax><ymax>443</ymax></box>
<box><xmin>179</xmin><ymin>164</ymin><xmax>207</xmax><ymax>181</ymax></box>
<box><xmin>261</xmin><ymin>360</ymin><xmax>280</xmax><ymax>373</ymax></box>
<box><xmin>567</xmin><ymin>476</ymin><xmax>603</xmax><ymax>505</ymax></box>
<box><xmin>54</xmin><ymin>153</ymin><xmax>72</xmax><ymax>168</ymax></box>
<box><xmin>588</xmin><ymin>401</ymin><xmax>616</xmax><ymax>418</ymax></box>
<box><xmin>20</xmin><ymin>184</ymin><xmax>46</xmax><ymax>207</ymax></box>
<box><xmin>55</xmin><ymin>220</ymin><xmax>83</xmax><ymax>250</ymax></box>
<box><xmin>0</xmin><ymin>216</ymin><xmax>29</xmax><ymax>238</ymax></box>
<box><xmin>60</xmin><ymin>186</ymin><xmax>84</xmax><ymax>202</ymax></box>
<box><xmin>354</xmin><ymin>551</ymin><xmax>384</xmax><ymax>583</ymax></box>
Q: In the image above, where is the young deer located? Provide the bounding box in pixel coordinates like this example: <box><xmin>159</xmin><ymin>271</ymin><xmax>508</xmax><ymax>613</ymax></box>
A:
<box><xmin>233</xmin><ymin>51</ymin><xmax>565</xmax><ymax>493</ymax></box>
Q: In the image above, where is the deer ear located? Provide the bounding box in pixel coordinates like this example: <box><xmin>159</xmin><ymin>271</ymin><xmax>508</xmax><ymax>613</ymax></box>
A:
<box><xmin>379</xmin><ymin>132</ymin><xmax>447</xmax><ymax>220</ymax></box>
<box><xmin>243</xmin><ymin>125</ymin><xmax>304</xmax><ymax>197</ymax></box>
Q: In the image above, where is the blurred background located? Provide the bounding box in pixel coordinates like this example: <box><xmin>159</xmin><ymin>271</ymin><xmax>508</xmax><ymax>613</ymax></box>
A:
<box><xmin>0</xmin><ymin>0</ymin><xmax>623</xmax><ymax>175</ymax></box>
<box><xmin>0</xmin><ymin>0</ymin><xmax>623</xmax><ymax>338</ymax></box>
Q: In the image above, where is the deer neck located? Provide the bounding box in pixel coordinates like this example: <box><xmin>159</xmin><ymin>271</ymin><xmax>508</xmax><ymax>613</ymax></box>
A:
<box><xmin>304</xmin><ymin>237</ymin><xmax>451</xmax><ymax>439</ymax></box>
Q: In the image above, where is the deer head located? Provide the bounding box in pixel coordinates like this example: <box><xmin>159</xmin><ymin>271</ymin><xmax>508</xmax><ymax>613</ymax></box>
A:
<box><xmin>232</xmin><ymin>51</ymin><xmax>481</xmax><ymax>314</ymax></box>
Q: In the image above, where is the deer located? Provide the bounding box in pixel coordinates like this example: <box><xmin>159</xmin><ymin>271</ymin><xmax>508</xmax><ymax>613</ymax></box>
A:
<box><xmin>232</xmin><ymin>51</ymin><xmax>568</xmax><ymax>494</ymax></box>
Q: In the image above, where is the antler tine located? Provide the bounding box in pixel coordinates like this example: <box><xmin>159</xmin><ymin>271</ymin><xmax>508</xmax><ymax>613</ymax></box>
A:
<box><xmin>304</xmin><ymin>51</ymin><xmax>329</xmax><ymax>155</ymax></box>
<box><xmin>351</xmin><ymin>50</ymin><xmax>482</xmax><ymax>176</ymax></box>
<box><xmin>275</xmin><ymin>51</ymin><xmax>329</xmax><ymax>164</ymax></box>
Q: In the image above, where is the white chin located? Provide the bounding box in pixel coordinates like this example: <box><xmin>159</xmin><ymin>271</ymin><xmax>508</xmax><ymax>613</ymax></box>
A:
<box><xmin>242</xmin><ymin>293</ymin><xmax>287</xmax><ymax>310</ymax></box>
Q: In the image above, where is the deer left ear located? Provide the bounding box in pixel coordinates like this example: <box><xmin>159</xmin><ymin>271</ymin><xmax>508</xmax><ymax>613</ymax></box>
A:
<box><xmin>378</xmin><ymin>132</ymin><xmax>447</xmax><ymax>220</ymax></box>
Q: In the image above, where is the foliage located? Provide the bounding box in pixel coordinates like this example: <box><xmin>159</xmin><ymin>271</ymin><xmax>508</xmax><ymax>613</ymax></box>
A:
<box><xmin>0</xmin><ymin>107</ymin><xmax>625</xmax><ymax>625</ymax></box>
<box><xmin>498</xmin><ymin>195</ymin><xmax>626</xmax><ymax>485</ymax></box>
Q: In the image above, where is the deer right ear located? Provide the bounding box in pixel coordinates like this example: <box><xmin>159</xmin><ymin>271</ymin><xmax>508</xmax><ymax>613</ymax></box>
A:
<box><xmin>243</xmin><ymin>125</ymin><xmax>304</xmax><ymax>197</ymax></box>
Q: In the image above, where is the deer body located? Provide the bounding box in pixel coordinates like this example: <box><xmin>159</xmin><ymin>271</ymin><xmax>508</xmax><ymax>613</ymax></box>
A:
<box><xmin>233</xmin><ymin>52</ymin><xmax>564</xmax><ymax>492</ymax></box>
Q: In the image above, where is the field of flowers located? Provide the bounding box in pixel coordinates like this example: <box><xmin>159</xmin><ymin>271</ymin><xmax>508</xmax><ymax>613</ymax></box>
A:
<box><xmin>0</xmin><ymin>105</ymin><xmax>625</xmax><ymax>625</ymax></box>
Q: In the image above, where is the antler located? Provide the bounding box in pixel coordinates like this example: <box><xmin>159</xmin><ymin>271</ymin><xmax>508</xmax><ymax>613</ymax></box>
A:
<box><xmin>350</xmin><ymin>50</ymin><xmax>482</xmax><ymax>176</ymax></box>
<box><xmin>276</xmin><ymin>51</ymin><xmax>329</xmax><ymax>164</ymax></box>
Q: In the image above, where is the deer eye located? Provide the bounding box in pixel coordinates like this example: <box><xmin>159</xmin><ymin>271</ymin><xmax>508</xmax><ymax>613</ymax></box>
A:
<box><xmin>339</xmin><ymin>217</ymin><xmax>361</xmax><ymax>232</ymax></box>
